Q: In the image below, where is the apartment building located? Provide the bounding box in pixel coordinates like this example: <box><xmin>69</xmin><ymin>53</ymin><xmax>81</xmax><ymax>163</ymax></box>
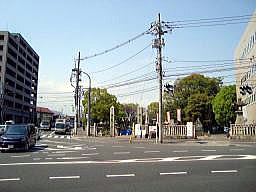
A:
<box><xmin>234</xmin><ymin>11</ymin><xmax>256</xmax><ymax>124</ymax></box>
<box><xmin>0</xmin><ymin>31</ymin><xmax>39</xmax><ymax>124</ymax></box>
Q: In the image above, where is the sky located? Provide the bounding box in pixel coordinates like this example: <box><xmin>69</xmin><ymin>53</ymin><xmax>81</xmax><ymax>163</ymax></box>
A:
<box><xmin>0</xmin><ymin>0</ymin><xmax>255</xmax><ymax>115</ymax></box>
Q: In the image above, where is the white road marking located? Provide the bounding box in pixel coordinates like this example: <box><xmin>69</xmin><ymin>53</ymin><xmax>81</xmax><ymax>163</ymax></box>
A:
<box><xmin>211</xmin><ymin>170</ymin><xmax>238</xmax><ymax>173</ymax></box>
<box><xmin>49</xmin><ymin>176</ymin><xmax>80</xmax><ymax>180</ymax></box>
<box><xmin>112</xmin><ymin>146</ymin><xmax>124</xmax><ymax>148</ymax></box>
<box><xmin>82</xmin><ymin>153</ymin><xmax>99</xmax><ymax>156</ymax></box>
<box><xmin>0</xmin><ymin>155</ymin><xmax>255</xmax><ymax>166</ymax></box>
<box><xmin>106</xmin><ymin>174</ymin><xmax>135</xmax><ymax>178</ymax></box>
<box><xmin>144</xmin><ymin>151</ymin><xmax>160</xmax><ymax>153</ymax></box>
<box><xmin>54</xmin><ymin>136</ymin><xmax>59</xmax><ymax>138</ymax></box>
<box><xmin>0</xmin><ymin>178</ymin><xmax>21</xmax><ymax>182</ymax></box>
<box><xmin>173</xmin><ymin>150</ymin><xmax>188</xmax><ymax>153</ymax></box>
<box><xmin>47</xmin><ymin>154</ymin><xmax>66</xmax><ymax>157</ymax></box>
<box><xmin>160</xmin><ymin>172</ymin><xmax>187</xmax><ymax>175</ymax></box>
<box><xmin>200</xmin><ymin>155</ymin><xmax>223</xmax><ymax>160</ymax></box>
<box><xmin>113</xmin><ymin>152</ymin><xmax>131</xmax><ymax>155</ymax></box>
<box><xmin>201</xmin><ymin>150</ymin><xmax>217</xmax><ymax>152</ymax></box>
<box><xmin>57</xmin><ymin>157</ymin><xmax>89</xmax><ymax>160</ymax></box>
<box><xmin>52</xmin><ymin>151</ymin><xmax>76</xmax><ymax>154</ymax></box>
<box><xmin>33</xmin><ymin>158</ymin><xmax>41</xmax><ymax>161</ymax></box>
<box><xmin>45</xmin><ymin>158</ymin><xmax>53</xmax><ymax>160</ymax></box>
<box><xmin>11</xmin><ymin>155</ymin><xmax>30</xmax><ymax>158</ymax></box>
<box><xmin>230</xmin><ymin>149</ymin><xmax>244</xmax><ymax>151</ymax></box>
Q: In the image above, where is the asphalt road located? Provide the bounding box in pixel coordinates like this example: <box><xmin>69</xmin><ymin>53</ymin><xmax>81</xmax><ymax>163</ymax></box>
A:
<box><xmin>0</xmin><ymin>132</ymin><xmax>256</xmax><ymax>192</ymax></box>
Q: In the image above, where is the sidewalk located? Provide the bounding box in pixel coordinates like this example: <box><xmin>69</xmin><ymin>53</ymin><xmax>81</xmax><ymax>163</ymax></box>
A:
<box><xmin>73</xmin><ymin>130</ymin><xmax>256</xmax><ymax>146</ymax></box>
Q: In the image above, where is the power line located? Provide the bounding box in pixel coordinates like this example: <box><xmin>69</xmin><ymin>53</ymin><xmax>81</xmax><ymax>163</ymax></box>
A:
<box><xmin>164</xmin><ymin>14</ymin><xmax>253</xmax><ymax>24</ymax></box>
<box><xmin>80</xmin><ymin>29</ymin><xmax>152</xmax><ymax>61</ymax></box>
<box><xmin>91</xmin><ymin>43</ymin><xmax>152</xmax><ymax>74</ymax></box>
<box><xmin>97</xmin><ymin>62</ymin><xmax>154</xmax><ymax>85</ymax></box>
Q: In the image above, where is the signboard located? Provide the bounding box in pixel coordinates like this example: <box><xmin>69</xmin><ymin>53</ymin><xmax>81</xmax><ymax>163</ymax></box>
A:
<box><xmin>186</xmin><ymin>122</ymin><xmax>193</xmax><ymax>137</ymax></box>
<box><xmin>167</xmin><ymin>111</ymin><xmax>171</xmax><ymax>123</ymax></box>
<box><xmin>135</xmin><ymin>124</ymin><xmax>141</xmax><ymax>136</ymax></box>
<box><xmin>177</xmin><ymin>109</ymin><xmax>181</xmax><ymax>122</ymax></box>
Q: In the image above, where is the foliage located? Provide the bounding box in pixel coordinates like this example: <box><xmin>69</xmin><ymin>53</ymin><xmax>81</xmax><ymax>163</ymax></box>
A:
<box><xmin>172</xmin><ymin>74</ymin><xmax>222</xmax><ymax>131</ymax></box>
<box><xmin>122</xmin><ymin>103</ymin><xmax>138</xmax><ymax>127</ymax></box>
<box><xmin>147</xmin><ymin>101</ymin><xmax>159</xmax><ymax>124</ymax></box>
<box><xmin>82</xmin><ymin>88</ymin><xmax>125</xmax><ymax>125</ymax></box>
<box><xmin>212</xmin><ymin>85</ymin><xmax>237</xmax><ymax>127</ymax></box>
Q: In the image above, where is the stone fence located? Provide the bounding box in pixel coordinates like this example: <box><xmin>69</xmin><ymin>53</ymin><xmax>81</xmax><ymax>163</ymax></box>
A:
<box><xmin>230</xmin><ymin>124</ymin><xmax>256</xmax><ymax>140</ymax></box>
<box><xmin>163</xmin><ymin>124</ymin><xmax>197</xmax><ymax>139</ymax></box>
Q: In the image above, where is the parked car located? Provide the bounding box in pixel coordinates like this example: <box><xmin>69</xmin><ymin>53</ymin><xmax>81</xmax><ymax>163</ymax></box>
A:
<box><xmin>0</xmin><ymin>124</ymin><xmax>36</xmax><ymax>152</ymax></box>
<box><xmin>55</xmin><ymin>123</ymin><xmax>69</xmax><ymax>134</ymax></box>
<box><xmin>0</xmin><ymin>125</ymin><xmax>8</xmax><ymax>136</ymax></box>
<box><xmin>40</xmin><ymin>121</ymin><xmax>51</xmax><ymax>131</ymax></box>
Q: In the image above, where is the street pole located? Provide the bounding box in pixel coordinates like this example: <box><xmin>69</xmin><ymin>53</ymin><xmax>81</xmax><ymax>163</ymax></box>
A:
<box><xmin>75</xmin><ymin>51</ymin><xmax>81</xmax><ymax>135</ymax></box>
<box><xmin>81</xmin><ymin>71</ymin><xmax>91</xmax><ymax>137</ymax></box>
<box><xmin>157</xmin><ymin>13</ymin><xmax>163</xmax><ymax>143</ymax></box>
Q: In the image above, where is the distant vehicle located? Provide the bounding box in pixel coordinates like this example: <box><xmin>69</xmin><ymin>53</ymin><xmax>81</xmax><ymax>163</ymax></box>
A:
<box><xmin>0</xmin><ymin>124</ymin><xmax>36</xmax><ymax>152</ymax></box>
<box><xmin>55</xmin><ymin>123</ymin><xmax>69</xmax><ymax>134</ymax></box>
<box><xmin>224</xmin><ymin>126</ymin><xmax>230</xmax><ymax>133</ymax></box>
<box><xmin>40</xmin><ymin>121</ymin><xmax>51</xmax><ymax>131</ymax></box>
<box><xmin>55</xmin><ymin>119</ymin><xmax>66</xmax><ymax>124</ymax></box>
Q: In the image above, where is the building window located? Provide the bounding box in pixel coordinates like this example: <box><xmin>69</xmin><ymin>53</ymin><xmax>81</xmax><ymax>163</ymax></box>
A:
<box><xmin>0</xmin><ymin>35</ymin><xmax>4</xmax><ymax>40</ymax></box>
<box><xmin>0</xmin><ymin>45</ymin><xmax>3</xmax><ymax>51</ymax></box>
<box><xmin>0</xmin><ymin>55</ymin><xmax>2</xmax><ymax>62</ymax></box>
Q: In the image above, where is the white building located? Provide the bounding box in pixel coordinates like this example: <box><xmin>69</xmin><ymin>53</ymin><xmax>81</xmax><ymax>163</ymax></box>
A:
<box><xmin>234</xmin><ymin>10</ymin><xmax>256</xmax><ymax>124</ymax></box>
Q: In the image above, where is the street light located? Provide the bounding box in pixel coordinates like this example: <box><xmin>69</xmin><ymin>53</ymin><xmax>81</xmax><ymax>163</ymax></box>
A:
<box><xmin>81</xmin><ymin>71</ymin><xmax>91</xmax><ymax>137</ymax></box>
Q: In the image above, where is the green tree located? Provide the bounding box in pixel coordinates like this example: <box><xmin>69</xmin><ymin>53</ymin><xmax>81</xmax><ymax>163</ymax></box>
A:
<box><xmin>122</xmin><ymin>103</ymin><xmax>138</xmax><ymax>127</ymax></box>
<box><xmin>147</xmin><ymin>101</ymin><xmax>159</xmax><ymax>124</ymax></box>
<box><xmin>173</xmin><ymin>74</ymin><xmax>222</xmax><ymax>131</ymax></box>
<box><xmin>82</xmin><ymin>88</ymin><xmax>125</xmax><ymax>125</ymax></box>
<box><xmin>212</xmin><ymin>85</ymin><xmax>237</xmax><ymax>127</ymax></box>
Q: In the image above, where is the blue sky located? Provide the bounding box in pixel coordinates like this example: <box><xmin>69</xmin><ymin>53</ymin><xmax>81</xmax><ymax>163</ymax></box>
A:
<box><xmin>0</xmin><ymin>0</ymin><xmax>255</xmax><ymax>115</ymax></box>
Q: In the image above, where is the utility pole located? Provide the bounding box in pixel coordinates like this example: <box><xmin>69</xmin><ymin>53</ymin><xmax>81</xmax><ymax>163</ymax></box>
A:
<box><xmin>156</xmin><ymin>13</ymin><xmax>163</xmax><ymax>143</ymax></box>
<box><xmin>150</xmin><ymin>13</ymin><xmax>173</xmax><ymax>143</ymax></box>
<box><xmin>74</xmin><ymin>52</ymin><xmax>81</xmax><ymax>135</ymax></box>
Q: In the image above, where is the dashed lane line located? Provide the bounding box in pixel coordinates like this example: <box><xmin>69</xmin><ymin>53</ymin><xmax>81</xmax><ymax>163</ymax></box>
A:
<box><xmin>11</xmin><ymin>155</ymin><xmax>31</xmax><ymax>158</ymax></box>
<box><xmin>173</xmin><ymin>150</ymin><xmax>188</xmax><ymax>153</ymax></box>
<box><xmin>0</xmin><ymin>178</ymin><xmax>21</xmax><ymax>182</ymax></box>
<box><xmin>49</xmin><ymin>176</ymin><xmax>80</xmax><ymax>180</ymax></box>
<box><xmin>113</xmin><ymin>152</ymin><xmax>131</xmax><ymax>155</ymax></box>
<box><xmin>211</xmin><ymin>170</ymin><xmax>238</xmax><ymax>173</ymax></box>
<box><xmin>230</xmin><ymin>149</ymin><xmax>244</xmax><ymax>151</ymax></box>
<box><xmin>201</xmin><ymin>150</ymin><xmax>217</xmax><ymax>152</ymax></box>
<box><xmin>106</xmin><ymin>174</ymin><xmax>135</xmax><ymax>178</ymax></box>
<box><xmin>160</xmin><ymin>172</ymin><xmax>187</xmax><ymax>175</ymax></box>
<box><xmin>144</xmin><ymin>151</ymin><xmax>160</xmax><ymax>153</ymax></box>
<box><xmin>81</xmin><ymin>153</ymin><xmax>99</xmax><ymax>156</ymax></box>
<box><xmin>56</xmin><ymin>157</ymin><xmax>89</xmax><ymax>160</ymax></box>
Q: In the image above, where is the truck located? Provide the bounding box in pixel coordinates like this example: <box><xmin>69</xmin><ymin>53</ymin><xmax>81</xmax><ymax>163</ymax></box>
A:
<box><xmin>55</xmin><ymin>122</ymin><xmax>69</xmax><ymax>134</ymax></box>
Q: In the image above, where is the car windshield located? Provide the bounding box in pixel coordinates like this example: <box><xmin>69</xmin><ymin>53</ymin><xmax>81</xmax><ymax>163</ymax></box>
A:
<box><xmin>56</xmin><ymin>124</ymin><xmax>65</xmax><ymax>129</ymax></box>
<box><xmin>5</xmin><ymin>125</ymin><xmax>27</xmax><ymax>135</ymax></box>
<box><xmin>42</xmin><ymin>122</ymin><xmax>49</xmax><ymax>125</ymax></box>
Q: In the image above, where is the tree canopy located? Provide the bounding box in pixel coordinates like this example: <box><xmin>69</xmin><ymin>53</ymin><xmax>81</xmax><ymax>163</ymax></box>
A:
<box><xmin>169</xmin><ymin>74</ymin><xmax>222</xmax><ymax>131</ymax></box>
<box><xmin>212</xmin><ymin>85</ymin><xmax>237</xmax><ymax>127</ymax></box>
<box><xmin>82</xmin><ymin>88</ymin><xmax>125</xmax><ymax>124</ymax></box>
